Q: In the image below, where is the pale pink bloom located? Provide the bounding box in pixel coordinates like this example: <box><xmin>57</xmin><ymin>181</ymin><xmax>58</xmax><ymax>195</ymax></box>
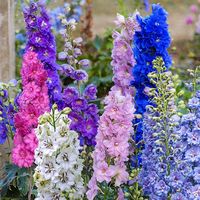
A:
<box><xmin>95</xmin><ymin>162</ymin><xmax>114</xmax><ymax>183</ymax></box>
<box><xmin>111</xmin><ymin>165</ymin><xmax>129</xmax><ymax>186</ymax></box>
<box><xmin>86</xmin><ymin>176</ymin><xmax>98</xmax><ymax>200</ymax></box>
<box><xmin>92</xmin><ymin>148</ymin><xmax>106</xmax><ymax>163</ymax></box>
<box><xmin>114</xmin><ymin>13</ymin><xmax>125</xmax><ymax>28</ymax></box>
<box><xmin>103</xmin><ymin>136</ymin><xmax>129</xmax><ymax>159</ymax></box>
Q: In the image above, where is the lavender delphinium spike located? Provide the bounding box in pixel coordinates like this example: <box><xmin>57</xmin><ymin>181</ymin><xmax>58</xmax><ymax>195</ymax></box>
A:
<box><xmin>139</xmin><ymin>57</ymin><xmax>186</xmax><ymax>199</ymax></box>
<box><xmin>172</xmin><ymin>90</ymin><xmax>200</xmax><ymax>200</ymax></box>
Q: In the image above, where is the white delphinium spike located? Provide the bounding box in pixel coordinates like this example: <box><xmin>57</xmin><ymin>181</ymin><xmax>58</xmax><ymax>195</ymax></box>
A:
<box><xmin>34</xmin><ymin>106</ymin><xmax>85</xmax><ymax>199</ymax></box>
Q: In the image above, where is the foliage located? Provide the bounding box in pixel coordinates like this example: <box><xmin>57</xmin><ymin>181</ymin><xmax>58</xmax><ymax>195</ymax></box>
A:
<box><xmin>83</xmin><ymin>30</ymin><xmax>113</xmax><ymax>98</ymax></box>
<box><xmin>0</xmin><ymin>163</ymin><xmax>32</xmax><ymax>199</ymax></box>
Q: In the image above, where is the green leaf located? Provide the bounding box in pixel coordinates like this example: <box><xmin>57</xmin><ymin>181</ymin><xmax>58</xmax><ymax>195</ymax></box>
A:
<box><xmin>99</xmin><ymin>76</ymin><xmax>113</xmax><ymax>83</ymax></box>
<box><xmin>93</xmin><ymin>36</ymin><xmax>102</xmax><ymax>51</ymax></box>
<box><xmin>17</xmin><ymin>175</ymin><xmax>29</xmax><ymax>196</ymax></box>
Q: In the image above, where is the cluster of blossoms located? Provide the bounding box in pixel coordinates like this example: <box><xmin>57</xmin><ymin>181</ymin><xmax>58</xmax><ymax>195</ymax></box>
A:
<box><xmin>34</xmin><ymin>105</ymin><xmax>85</xmax><ymax>199</ymax></box>
<box><xmin>12</xmin><ymin>51</ymin><xmax>50</xmax><ymax>168</ymax></box>
<box><xmin>0</xmin><ymin>80</ymin><xmax>19</xmax><ymax>144</ymax></box>
<box><xmin>172</xmin><ymin>90</ymin><xmax>200</xmax><ymax>199</ymax></box>
<box><xmin>87</xmin><ymin>14</ymin><xmax>137</xmax><ymax>199</ymax></box>
<box><xmin>58</xmin><ymin>17</ymin><xmax>99</xmax><ymax>146</ymax></box>
<box><xmin>50</xmin><ymin>0</ymin><xmax>85</xmax><ymax>33</ymax></box>
<box><xmin>24</xmin><ymin>1</ymin><xmax>63</xmax><ymax>108</ymax></box>
<box><xmin>131</xmin><ymin>4</ymin><xmax>172</xmax><ymax>159</ymax></box>
<box><xmin>139</xmin><ymin>57</ymin><xmax>182</xmax><ymax>199</ymax></box>
<box><xmin>185</xmin><ymin>1</ymin><xmax>200</xmax><ymax>34</ymax></box>
<box><xmin>112</xmin><ymin>13</ymin><xmax>140</xmax><ymax>95</ymax></box>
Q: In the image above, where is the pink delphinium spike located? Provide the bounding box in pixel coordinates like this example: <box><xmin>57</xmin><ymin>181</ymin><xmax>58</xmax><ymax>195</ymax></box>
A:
<box><xmin>12</xmin><ymin>51</ymin><xmax>50</xmax><ymax>168</ymax></box>
<box><xmin>87</xmin><ymin>13</ymin><xmax>140</xmax><ymax>199</ymax></box>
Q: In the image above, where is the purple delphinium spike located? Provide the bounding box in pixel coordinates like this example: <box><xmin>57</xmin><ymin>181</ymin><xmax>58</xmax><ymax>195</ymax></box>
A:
<box><xmin>59</xmin><ymin>17</ymin><xmax>99</xmax><ymax>146</ymax></box>
<box><xmin>23</xmin><ymin>2</ymin><xmax>63</xmax><ymax>109</ymax></box>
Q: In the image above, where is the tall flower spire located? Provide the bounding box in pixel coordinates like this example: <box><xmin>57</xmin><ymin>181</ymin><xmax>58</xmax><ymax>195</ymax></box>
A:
<box><xmin>131</xmin><ymin>4</ymin><xmax>172</xmax><ymax>166</ymax></box>
<box><xmin>139</xmin><ymin>57</ymin><xmax>183</xmax><ymax>199</ymax></box>
<box><xmin>58</xmin><ymin>16</ymin><xmax>99</xmax><ymax>146</ymax></box>
<box><xmin>34</xmin><ymin>106</ymin><xmax>85</xmax><ymax>199</ymax></box>
<box><xmin>23</xmin><ymin>1</ymin><xmax>63</xmax><ymax>108</ymax></box>
<box><xmin>87</xmin><ymin>13</ymin><xmax>139</xmax><ymax>199</ymax></box>
<box><xmin>12</xmin><ymin>51</ymin><xmax>50</xmax><ymax>168</ymax></box>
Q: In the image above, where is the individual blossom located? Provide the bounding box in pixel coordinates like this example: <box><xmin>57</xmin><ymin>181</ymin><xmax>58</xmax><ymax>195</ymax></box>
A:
<box><xmin>12</xmin><ymin>51</ymin><xmax>50</xmax><ymax>168</ymax></box>
<box><xmin>87</xmin><ymin>13</ymin><xmax>137</xmax><ymax>199</ymax></box>
<box><xmin>34</xmin><ymin>105</ymin><xmax>85</xmax><ymax>199</ymax></box>
<box><xmin>84</xmin><ymin>84</ymin><xmax>97</xmax><ymax>100</ymax></box>
<box><xmin>23</xmin><ymin>1</ymin><xmax>63</xmax><ymax>108</ymax></box>
<box><xmin>131</xmin><ymin>4</ymin><xmax>171</xmax><ymax>166</ymax></box>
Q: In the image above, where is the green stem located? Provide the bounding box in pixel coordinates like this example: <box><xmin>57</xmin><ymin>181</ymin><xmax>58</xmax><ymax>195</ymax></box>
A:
<box><xmin>52</xmin><ymin>108</ymin><xmax>56</xmax><ymax>131</ymax></box>
<box><xmin>28</xmin><ymin>168</ymin><xmax>33</xmax><ymax>200</ymax></box>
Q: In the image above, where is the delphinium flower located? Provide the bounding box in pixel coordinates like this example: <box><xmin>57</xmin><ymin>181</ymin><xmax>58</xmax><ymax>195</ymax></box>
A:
<box><xmin>139</xmin><ymin>57</ymin><xmax>185</xmax><ymax>199</ymax></box>
<box><xmin>23</xmin><ymin>1</ymin><xmax>63</xmax><ymax>108</ymax></box>
<box><xmin>112</xmin><ymin>13</ymin><xmax>140</xmax><ymax>95</ymax></box>
<box><xmin>50</xmin><ymin>0</ymin><xmax>85</xmax><ymax>33</ymax></box>
<box><xmin>87</xmin><ymin>14</ymin><xmax>138</xmax><ymax>199</ymax></box>
<box><xmin>171</xmin><ymin>89</ymin><xmax>200</xmax><ymax>200</ymax></box>
<box><xmin>34</xmin><ymin>105</ymin><xmax>85</xmax><ymax>199</ymax></box>
<box><xmin>0</xmin><ymin>80</ymin><xmax>20</xmax><ymax>145</ymax></box>
<box><xmin>12</xmin><ymin>51</ymin><xmax>50</xmax><ymax>168</ymax></box>
<box><xmin>131</xmin><ymin>4</ymin><xmax>172</xmax><ymax>166</ymax></box>
<box><xmin>58</xmin><ymin>16</ymin><xmax>99</xmax><ymax>147</ymax></box>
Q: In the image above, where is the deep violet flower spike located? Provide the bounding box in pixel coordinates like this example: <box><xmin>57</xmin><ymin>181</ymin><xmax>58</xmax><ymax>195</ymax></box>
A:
<box><xmin>24</xmin><ymin>2</ymin><xmax>63</xmax><ymax>109</ymax></box>
<box><xmin>59</xmin><ymin>14</ymin><xmax>99</xmax><ymax>146</ymax></box>
<box><xmin>131</xmin><ymin>4</ymin><xmax>171</xmax><ymax>164</ymax></box>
